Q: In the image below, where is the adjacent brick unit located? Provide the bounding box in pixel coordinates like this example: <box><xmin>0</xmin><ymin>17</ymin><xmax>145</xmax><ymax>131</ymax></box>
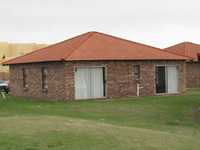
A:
<box><xmin>186</xmin><ymin>63</ymin><xmax>200</xmax><ymax>88</ymax></box>
<box><xmin>9</xmin><ymin>60</ymin><xmax>186</xmax><ymax>101</ymax></box>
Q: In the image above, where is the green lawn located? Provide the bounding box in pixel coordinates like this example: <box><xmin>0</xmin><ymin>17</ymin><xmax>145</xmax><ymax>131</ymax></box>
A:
<box><xmin>0</xmin><ymin>90</ymin><xmax>200</xmax><ymax>150</ymax></box>
<box><xmin>187</xmin><ymin>88</ymin><xmax>200</xmax><ymax>93</ymax></box>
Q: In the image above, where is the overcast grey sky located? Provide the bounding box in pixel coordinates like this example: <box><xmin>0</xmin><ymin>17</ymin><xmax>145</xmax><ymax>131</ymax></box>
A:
<box><xmin>0</xmin><ymin>0</ymin><xmax>200</xmax><ymax>48</ymax></box>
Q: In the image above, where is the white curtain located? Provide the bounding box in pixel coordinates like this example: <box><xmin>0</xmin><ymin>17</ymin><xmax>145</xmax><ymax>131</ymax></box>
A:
<box><xmin>75</xmin><ymin>67</ymin><xmax>104</xmax><ymax>99</ymax></box>
<box><xmin>90</xmin><ymin>68</ymin><xmax>104</xmax><ymax>98</ymax></box>
<box><xmin>167</xmin><ymin>66</ymin><xmax>179</xmax><ymax>93</ymax></box>
<box><xmin>75</xmin><ymin>68</ymin><xmax>91</xmax><ymax>99</ymax></box>
<box><xmin>165</xmin><ymin>67</ymin><xmax>168</xmax><ymax>93</ymax></box>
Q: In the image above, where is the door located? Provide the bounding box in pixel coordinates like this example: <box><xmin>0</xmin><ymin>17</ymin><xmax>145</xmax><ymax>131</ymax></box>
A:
<box><xmin>156</xmin><ymin>66</ymin><xmax>179</xmax><ymax>94</ymax></box>
<box><xmin>75</xmin><ymin>67</ymin><xmax>105</xmax><ymax>99</ymax></box>
<box><xmin>156</xmin><ymin>66</ymin><xmax>166</xmax><ymax>93</ymax></box>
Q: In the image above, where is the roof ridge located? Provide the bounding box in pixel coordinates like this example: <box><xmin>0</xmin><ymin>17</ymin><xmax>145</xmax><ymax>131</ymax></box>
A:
<box><xmin>2</xmin><ymin>32</ymin><xmax>91</xmax><ymax>65</ymax></box>
<box><xmin>163</xmin><ymin>49</ymin><xmax>193</xmax><ymax>60</ymax></box>
<box><xmin>187</xmin><ymin>41</ymin><xmax>200</xmax><ymax>47</ymax></box>
<box><xmin>164</xmin><ymin>41</ymin><xmax>200</xmax><ymax>50</ymax></box>
<box><xmin>61</xmin><ymin>32</ymin><xmax>94</xmax><ymax>60</ymax></box>
<box><xmin>163</xmin><ymin>42</ymin><xmax>193</xmax><ymax>60</ymax></box>
<box><xmin>185</xmin><ymin>42</ymin><xmax>188</xmax><ymax>56</ymax></box>
<box><xmin>184</xmin><ymin>42</ymin><xmax>200</xmax><ymax>55</ymax></box>
<box><xmin>94</xmin><ymin>32</ymin><xmax>191</xmax><ymax>60</ymax></box>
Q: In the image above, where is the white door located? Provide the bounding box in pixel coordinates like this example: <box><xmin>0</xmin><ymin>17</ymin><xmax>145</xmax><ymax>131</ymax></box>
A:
<box><xmin>166</xmin><ymin>66</ymin><xmax>179</xmax><ymax>93</ymax></box>
<box><xmin>75</xmin><ymin>67</ymin><xmax>104</xmax><ymax>99</ymax></box>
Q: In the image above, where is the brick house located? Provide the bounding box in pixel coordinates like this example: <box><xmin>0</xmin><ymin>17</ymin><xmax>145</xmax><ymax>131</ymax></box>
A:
<box><xmin>3</xmin><ymin>32</ymin><xmax>190</xmax><ymax>101</ymax></box>
<box><xmin>164</xmin><ymin>42</ymin><xmax>200</xmax><ymax>88</ymax></box>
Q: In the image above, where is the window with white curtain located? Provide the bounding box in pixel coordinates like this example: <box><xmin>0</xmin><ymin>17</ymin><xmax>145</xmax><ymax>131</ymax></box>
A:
<box><xmin>166</xmin><ymin>66</ymin><xmax>179</xmax><ymax>93</ymax></box>
<box><xmin>75</xmin><ymin>67</ymin><xmax>106</xmax><ymax>100</ymax></box>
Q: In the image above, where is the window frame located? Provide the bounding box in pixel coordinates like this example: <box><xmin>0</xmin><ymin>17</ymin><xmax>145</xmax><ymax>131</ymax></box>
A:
<box><xmin>134</xmin><ymin>65</ymin><xmax>140</xmax><ymax>78</ymax></box>
<box><xmin>42</xmin><ymin>67</ymin><xmax>48</xmax><ymax>89</ymax></box>
<box><xmin>155</xmin><ymin>65</ymin><xmax>180</xmax><ymax>94</ymax></box>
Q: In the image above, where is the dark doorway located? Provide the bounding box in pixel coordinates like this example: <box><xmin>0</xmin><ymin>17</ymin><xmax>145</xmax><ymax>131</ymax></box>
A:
<box><xmin>156</xmin><ymin>66</ymin><xmax>166</xmax><ymax>93</ymax></box>
<box><xmin>198</xmin><ymin>56</ymin><xmax>200</xmax><ymax>62</ymax></box>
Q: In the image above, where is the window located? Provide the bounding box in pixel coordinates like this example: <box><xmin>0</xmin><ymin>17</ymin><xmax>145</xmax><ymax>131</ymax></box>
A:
<box><xmin>134</xmin><ymin>65</ymin><xmax>140</xmax><ymax>78</ymax></box>
<box><xmin>19</xmin><ymin>53</ymin><xmax>24</xmax><ymax>56</ymax></box>
<box><xmin>156</xmin><ymin>66</ymin><xmax>179</xmax><ymax>94</ymax></box>
<box><xmin>23</xmin><ymin>68</ymin><xmax>28</xmax><ymax>88</ymax></box>
<box><xmin>75</xmin><ymin>67</ymin><xmax>106</xmax><ymax>99</ymax></box>
<box><xmin>42</xmin><ymin>67</ymin><xmax>48</xmax><ymax>89</ymax></box>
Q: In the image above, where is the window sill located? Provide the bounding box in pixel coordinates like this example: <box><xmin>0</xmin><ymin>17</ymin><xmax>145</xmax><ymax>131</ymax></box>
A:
<box><xmin>134</xmin><ymin>78</ymin><xmax>140</xmax><ymax>81</ymax></box>
<box><xmin>42</xmin><ymin>89</ymin><xmax>48</xmax><ymax>93</ymax></box>
<box><xmin>23</xmin><ymin>88</ymin><xmax>28</xmax><ymax>91</ymax></box>
<box><xmin>155</xmin><ymin>92</ymin><xmax>180</xmax><ymax>95</ymax></box>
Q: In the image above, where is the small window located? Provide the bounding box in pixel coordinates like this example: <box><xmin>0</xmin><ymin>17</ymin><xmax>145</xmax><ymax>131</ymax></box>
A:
<box><xmin>19</xmin><ymin>53</ymin><xmax>24</xmax><ymax>56</ymax></box>
<box><xmin>134</xmin><ymin>65</ymin><xmax>140</xmax><ymax>78</ymax></box>
<box><xmin>23</xmin><ymin>68</ymin><xmax>28</xmax><ymax>88</ymax></box>
<box><xmin>42</xmin><ymin>67</ymin><xmax>48</xmax><ymax>89</ymax></box>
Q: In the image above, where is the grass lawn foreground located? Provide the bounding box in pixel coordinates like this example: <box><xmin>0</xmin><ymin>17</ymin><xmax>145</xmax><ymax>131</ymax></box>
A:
<box><xmin>0</xmin><ymin>89</ymin><xmax>200</xmax><ymax>150</ymax></box>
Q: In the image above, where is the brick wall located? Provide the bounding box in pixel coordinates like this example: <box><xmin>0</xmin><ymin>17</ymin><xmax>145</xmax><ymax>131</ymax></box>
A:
<box><xmin>186</xmin><ymin>63</ymin><xmax>200</xmax><ymax>88</ymax></box>
<box><xmin>10</xmin><ymin>62</ymin><xmax>67</xmax><ymax>101</ymax></box>
<box><xmin>9</xmin><ymin>60</ymin><xmax>186</xmax><ymax>101</ymax></box>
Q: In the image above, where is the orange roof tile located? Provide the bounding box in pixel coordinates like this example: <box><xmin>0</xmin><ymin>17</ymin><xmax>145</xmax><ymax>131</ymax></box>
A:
<box><xmin>164</xmin><ymin>42</ymin><xmax>200</xmax><ymax>61</ymax></box>
<box><xmin>3</xmin><ymin>32</ymin><xmax>191</xmax><ymax>65</ymax></box>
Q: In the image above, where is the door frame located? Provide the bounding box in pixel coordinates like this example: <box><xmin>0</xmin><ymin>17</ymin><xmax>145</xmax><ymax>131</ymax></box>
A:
<box><xmin>74</xmin><ymin>66</ymin><xmax>107</xmax><ymax>100</ymax></box>
<box><xmin>155</xmin><ymin>65</ymin><xmax>180</xmax><ymax>95</ymax></box>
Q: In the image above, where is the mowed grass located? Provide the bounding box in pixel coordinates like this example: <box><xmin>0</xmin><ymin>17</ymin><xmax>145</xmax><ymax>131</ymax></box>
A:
<box><xmin>0</xmin><ymin>90</ymin><xmax>200</xmax><ymax>150</ymax></box>
<box><xmin>187</xmin><ymin>87</ymin><xmax>200</xmax><ymax>93</ymax></box>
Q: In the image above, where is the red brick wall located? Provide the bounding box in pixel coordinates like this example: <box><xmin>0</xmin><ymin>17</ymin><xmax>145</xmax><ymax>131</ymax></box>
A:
<box><xmin>9</xmin><ymin>60</ymin><xmax>186</xmax><ymax>101</ymax></box>
<box><xmin>186</xmin><ymin>63</ymin><xmax>200</xmax><ymax>88</ymax></box>
<box><xmin>10</xmin><ymin>62</ymin><xmax>67</xmax><ymax>101</ymax></box>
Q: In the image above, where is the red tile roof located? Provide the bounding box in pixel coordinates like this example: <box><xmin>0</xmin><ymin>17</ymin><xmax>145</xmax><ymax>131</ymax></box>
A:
<box><xmin>164</xmin><ymin>42</ymin><xmax>200</xmax><ymax>61</ymax></box>
<box><xmin>3</xmin><ymin>32</ymin><xmax>191</xmax><ymax>65</ymax></box>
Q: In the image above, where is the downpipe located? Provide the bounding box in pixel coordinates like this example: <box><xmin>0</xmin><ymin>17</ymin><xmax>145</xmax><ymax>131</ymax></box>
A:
<box><xmin>136</xmin><ymin>84</ymin><xmax>144</xmax><ymax>97</ymax></box>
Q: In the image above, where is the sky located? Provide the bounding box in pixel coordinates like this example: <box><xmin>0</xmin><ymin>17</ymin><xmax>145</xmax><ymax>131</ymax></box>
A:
<box><xmin>0</xmin><ymin>0</ymin><xmax>200</xmax><ymax>48</ymax></box>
